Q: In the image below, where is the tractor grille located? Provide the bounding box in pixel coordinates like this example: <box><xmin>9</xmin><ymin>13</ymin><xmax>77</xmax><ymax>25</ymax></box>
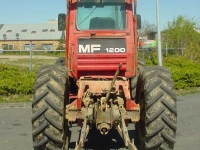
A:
<box><xmin>77</xmin><ymin>38</ymin><xmax>127</xmax><ymax>72</ymax></box>
<box><xmin>77</xmin><ymin>54</ymin><xmax>127</xmax><ymax>71</ymax></box>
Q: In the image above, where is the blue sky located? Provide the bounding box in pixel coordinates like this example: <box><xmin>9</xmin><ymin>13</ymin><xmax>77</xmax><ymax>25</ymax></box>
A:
<box><xmin>137</xmin><ymin>0</ymin><xmax>200</xmax><ymax>29</ymax></box>
<box><xmin>0</xmin><ymin>0</ymin><xmax>199</xmax><ymax>30</ymax></box>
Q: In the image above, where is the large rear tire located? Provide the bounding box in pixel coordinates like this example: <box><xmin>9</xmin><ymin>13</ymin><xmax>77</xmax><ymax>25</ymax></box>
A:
<box><xmin>32</xmin><ymin>64</ymin><xmax>69</xmax><ymax>150</ymax></box>
<box><xmin>130</xmin><ymin>58</ymin><xmax>146</xmax><ymax>100</ymax></box>
<box><xmin>136</xmin><ymin>66</ymin><xmax>177</xmax><ymax>149</ymax></box>
<box><xmin>56</xmin><ymin>57</ymin><xmax>65</xmax><ymax>66</ymax></box>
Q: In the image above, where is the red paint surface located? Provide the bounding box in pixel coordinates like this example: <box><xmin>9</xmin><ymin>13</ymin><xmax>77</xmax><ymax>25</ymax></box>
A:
<box><xmin>65</xmin><ymin>0</ymin><xmax>139</xmax><ymax>111</ymax></box>
<box><xmin>65</xmin><ymin>0</ymin><xmax>138</xmax><ymax>80</ymax></box>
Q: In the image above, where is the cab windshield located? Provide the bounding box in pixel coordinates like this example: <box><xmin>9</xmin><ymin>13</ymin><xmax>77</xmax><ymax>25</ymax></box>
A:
<box><xmin>76</xmin><ymin>2</ymin><xmax>126</xmax><ymax>30</ymax></box>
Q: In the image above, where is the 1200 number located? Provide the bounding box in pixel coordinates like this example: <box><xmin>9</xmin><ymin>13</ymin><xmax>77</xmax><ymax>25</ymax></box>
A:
<box><xmin>105</xmin><ymin>48</ymin><xmax>126</xmax><ymax>53</ymax></box>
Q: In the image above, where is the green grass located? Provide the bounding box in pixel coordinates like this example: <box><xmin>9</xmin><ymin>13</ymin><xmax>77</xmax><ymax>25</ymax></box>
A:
<box><xmin>0</xmin><ymin>58</ymin><xmax>58</xmax><ymax>69</ymax></box>
<box><xmin>0</xmin><ymin>94</ymin><xmax>32</xmax><ymax>103</ymax></box>
<box><xmin>1</xmin><ymin>88</ymin><xmax>199</xmax><ymax>103</ymax></box>
<box><xmin>1</xmin><ymin>51</ymin><xmax>65</xmax><ymax>57</ymax></box>
<box><xmin>175</xmin><ymin>87</ymin><xmax>200</xmax><ymax>96</ymax></box>
<box><xmin>0</xmin><ymin>54</ymin><xmax>200</xmax><ymax>103</ymax></box>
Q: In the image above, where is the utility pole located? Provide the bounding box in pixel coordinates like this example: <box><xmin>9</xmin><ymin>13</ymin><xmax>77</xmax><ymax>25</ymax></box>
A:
<box><xmin>156</xmin><ymin>0</ymin><xmax>162</xmax><ymax>66</ymax></box>
<box><xmin>30</xmin><ymin>41</ymin><xmax>32</xmax><ymax>72</ymax></box>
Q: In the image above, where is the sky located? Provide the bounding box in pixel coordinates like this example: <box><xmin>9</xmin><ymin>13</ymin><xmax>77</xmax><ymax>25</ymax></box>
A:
<box><xmin>0</xmin><ymin>0</ymin><xmax>199</xmax><ymax>30</ymax></box>
<box><xmin>137</xmin><ymin>0</ymin><xmax>200</xmax><ymax>29</ymax></box>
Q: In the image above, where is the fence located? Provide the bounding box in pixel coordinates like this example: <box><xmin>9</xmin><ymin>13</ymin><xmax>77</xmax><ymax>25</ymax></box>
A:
<box><xmin>0</xmin><ymin>49</ymin><xmax>65</xmax><ymax>71</ymax></box>
<box><xmin>138</xmin><ymin>48</ymin><xmax>183</xmax><ymax>59</ymax></box>
<box><xmin>0</xmin><ymin>48</ymin><xmax>182</xmax><ymax>72</ymax></box>
<box><xmin>0</xmin><ymin>44</ymin><xmax>63</xmax><ymax>51</ymax></box>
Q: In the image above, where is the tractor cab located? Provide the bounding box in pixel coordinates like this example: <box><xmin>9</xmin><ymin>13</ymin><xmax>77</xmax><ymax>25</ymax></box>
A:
<box><xmin>76</xmin><ymin>1</ymin><xmax>126</xmax><ymax>30</ymax></box>
<box><xmin>58</xmin><ymin>0</ymin><xmax>140</xmax><ymax>79</ymax></box>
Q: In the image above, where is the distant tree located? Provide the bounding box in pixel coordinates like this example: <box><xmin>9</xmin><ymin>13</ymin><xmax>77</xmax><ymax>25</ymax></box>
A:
<box><xmin>56</xmin><ymin>38</ymin><xmax>65</xmax><ymax>50</ymax></box>
<box><xmin>139</xmin><ymin>20</ymin><xmax>157</xmax><ymax>37</ymax></box>
<box><xmin>163</xmin><ymin>15</ymin><xmax>200</xmax><ymax>61</ymax></box>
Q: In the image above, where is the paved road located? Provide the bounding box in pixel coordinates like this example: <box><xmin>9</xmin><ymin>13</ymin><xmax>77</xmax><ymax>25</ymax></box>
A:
<box><xmin>0</xmin><ymin>93</ymin><xmax>200</xmax><ymax>150</ymax></box>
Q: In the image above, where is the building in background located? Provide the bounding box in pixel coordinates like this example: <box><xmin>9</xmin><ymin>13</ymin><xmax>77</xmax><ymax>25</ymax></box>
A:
<box><xmin>138</xmin><ymin>31</ymin><xmax>158</xmax><ymax>49</ymax></box>
<box><xmin>0</xmin><ymin>21</ymin><xmax>63</xmax><ymax>50</ymax></box>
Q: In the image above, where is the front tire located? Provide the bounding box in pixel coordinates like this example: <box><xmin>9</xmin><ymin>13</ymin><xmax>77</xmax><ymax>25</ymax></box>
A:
<box><xmin>136</xmin><ymin>66</ymin><xmax>177</xmax><ymax>149</ymax></box>
<box><xmin>32</xmin><ymin>64</ymin><xmax>69</xmax><ymax>150</ymax></box>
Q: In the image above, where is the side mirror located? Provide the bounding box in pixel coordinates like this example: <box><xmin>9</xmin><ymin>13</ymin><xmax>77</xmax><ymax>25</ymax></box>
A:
<box><xmin>137</xmin><ymin>15</ymin><xmax>141</xmax><ymax>30</ymax></box>
<box><xmin>58</xmin><ymin>13</ymin><xmax>66</xmax><ymax>31</ymax></box>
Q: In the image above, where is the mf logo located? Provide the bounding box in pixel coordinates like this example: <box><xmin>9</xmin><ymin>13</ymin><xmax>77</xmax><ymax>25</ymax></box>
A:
<box><xmin>79</xmin><ymin>44</ymin><xmax>101</xmax><ymax>53</ymax></box>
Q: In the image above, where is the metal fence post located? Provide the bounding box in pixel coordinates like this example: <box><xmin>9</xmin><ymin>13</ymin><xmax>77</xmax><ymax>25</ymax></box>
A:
<box><xmin>30</xmin><ymin>41</ymin><xmax>32</xmax><ymax>72</ymax></box>
<box><xmin>166</xmin><ymin>42</ymin><xmax>168</xmax><ymax>57</ymax></box>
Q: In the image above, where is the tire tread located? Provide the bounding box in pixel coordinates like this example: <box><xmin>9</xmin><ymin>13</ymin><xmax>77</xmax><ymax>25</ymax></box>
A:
<box><xmin>136</xmin><ymin>66</ymin><xmax>177</xmax><ymax>150</ymax></box>
<box><xmin>31</xmin><ymin>64</ymin><xmax>68</xmax><ymax>149</ymax></box>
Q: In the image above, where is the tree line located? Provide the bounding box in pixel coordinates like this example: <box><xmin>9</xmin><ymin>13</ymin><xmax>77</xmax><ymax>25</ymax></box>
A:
<box><xmin>139</xmin><ymin>15</ymin><xmax>200</xmax><ymax>62</ymax></box>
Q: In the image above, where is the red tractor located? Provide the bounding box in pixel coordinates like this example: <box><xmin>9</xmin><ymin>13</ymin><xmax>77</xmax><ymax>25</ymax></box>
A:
<box><xmin>31</xmin><ymin>0</ymin><xmax>177</xmax><ymax>149</ymax></box>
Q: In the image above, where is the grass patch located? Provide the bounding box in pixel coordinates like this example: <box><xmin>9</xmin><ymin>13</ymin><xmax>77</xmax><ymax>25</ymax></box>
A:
<box><xmin>1</xmin><ymin>51</ymin><xmax>65</xmax><ymax>57</ymax></box>
<box><xmin>0</xmin><ymin>94</ymin><xmax>32</xmax><ymax>103</ymax></box>
<box><xmin>0</xmin><ymin>63</ymin><xmax>36</xmax><ymax>95</ymax></box>
<box><xmin>0</xmin><ymin>57</ymin><xmax>57</xmax><ymax>69</ymax></box>
<box><xmin>175</xmin><ymin>87</ymin><xmax>200</xmax><ymax>96</ymax></box>
<box><xmin>1</xmin><ymin>88</ymin><xmax>200</xmax><ymax>104</ymax></box>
